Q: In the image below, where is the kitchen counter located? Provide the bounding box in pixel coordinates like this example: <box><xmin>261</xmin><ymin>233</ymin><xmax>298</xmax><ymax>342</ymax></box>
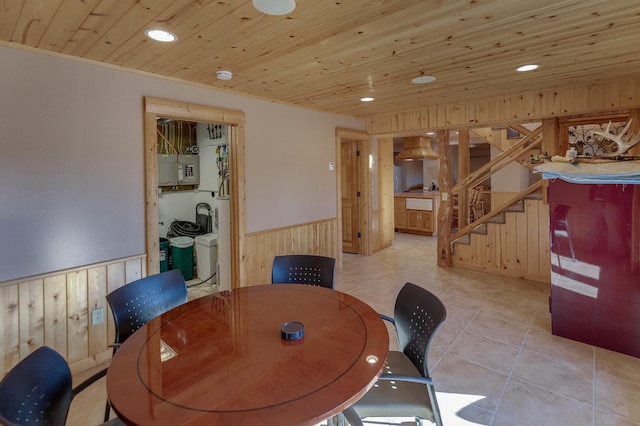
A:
<box><xmin>394</xmin><ymin>191</ymin><xmax>440</xmax><ymax>199</ymax></box>
<box><xmin>394</xmin><ymin>193</ymin><xmax>440</xmax><ymax>236</ymax></box>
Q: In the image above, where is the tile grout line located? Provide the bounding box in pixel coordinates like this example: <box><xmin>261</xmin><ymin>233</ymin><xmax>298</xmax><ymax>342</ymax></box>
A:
<box><xmin>488</xmin><ymin>320</ymin><xmax>534</xmax><ymax>426</ymax></box>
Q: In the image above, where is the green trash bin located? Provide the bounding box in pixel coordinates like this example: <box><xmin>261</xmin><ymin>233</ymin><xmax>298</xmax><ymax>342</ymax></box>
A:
<box><xmin>170</xmin><ymin>236</ymin><xmax>194</xmax><ymax>280</ymax></box>
<box><xmin>159</xmin><ymin>238</ymin><xmax>169</xmax><ymax>272</ymax></box>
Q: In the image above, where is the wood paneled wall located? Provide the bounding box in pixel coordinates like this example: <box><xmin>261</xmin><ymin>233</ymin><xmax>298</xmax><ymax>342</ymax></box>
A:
<box><xmin>452</xmin><ymin>198</ymin><xmax>550</xmax><ymax>283</ymax></box>
<box><xmin>366</xmin><ymin>77</ymin><xmax>640</xmax><ymax>134</ymax></box>
<box><xmin>242</xmin><ymin>219</ymin><xmax>338</xmax><ymax>286</ymax></box>
<box><xmin>1</xmin><ymin>255</ymin><xmax>146</xmax><ymax>376</ymax></box>
<box><xmin>377</xmin><ymin>137</ymin><xmax>395</xmax><ymax>251</ymax></box>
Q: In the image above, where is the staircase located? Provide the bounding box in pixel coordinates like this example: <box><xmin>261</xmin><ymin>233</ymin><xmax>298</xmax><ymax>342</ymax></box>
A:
<box><xmin>450</xmin><ymin>191</ymin><xmax>550</xmax><ymax>283</ymax></box>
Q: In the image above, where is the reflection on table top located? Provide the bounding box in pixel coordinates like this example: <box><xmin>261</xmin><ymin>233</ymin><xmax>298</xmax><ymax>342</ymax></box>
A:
<box><xmin>106</xmin><ymin>284</ymin><xmax>389</xmax><ymax>426</ymax></box>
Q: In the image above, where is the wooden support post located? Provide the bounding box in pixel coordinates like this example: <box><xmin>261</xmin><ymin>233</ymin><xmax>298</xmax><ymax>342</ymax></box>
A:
<box><xmin>457</xmin><ymin>129</ymin><xmax>470</xmax><ymax>227</ymax></box>
<box><xmin>628</xmin><ymin>109</ymin><xmax>640</xmax><ymax>156</ymax></box>
<box><xmin>542</xmin><ymin>117</ymin><xmax>561</xmax><ymax>156</ymax></box>
<box><xmin>378</xmin><ymin>137</ymin><xmax>395</xmax><ymax>250</ymax></box>
<box><xmin>436</xmin><ymin>129</ymin><xmax>452</xmax><ymax>267</ymax></box>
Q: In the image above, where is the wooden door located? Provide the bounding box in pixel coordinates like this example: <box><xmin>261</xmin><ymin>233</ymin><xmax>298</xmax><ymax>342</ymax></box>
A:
<box><xmin>341</xmin><ymin>140</ymin><xmax>359</xmax><ymax>253</ymax></box>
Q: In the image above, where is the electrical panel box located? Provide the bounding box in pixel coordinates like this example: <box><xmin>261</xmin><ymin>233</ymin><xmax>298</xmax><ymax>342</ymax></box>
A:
<box><xmin>178</xmin><ymin>154</ymin><xmax>199</xmax><ymax>185</ymax></box>
<box><xmin>158</xmin><ymin>155</ymin><xmax>178</xmax><ymax>186</ymax></box>
<box><xmin>157</xmin><ymin>155</ymin><xmax>200</xmax><ymax>187</ymax></box>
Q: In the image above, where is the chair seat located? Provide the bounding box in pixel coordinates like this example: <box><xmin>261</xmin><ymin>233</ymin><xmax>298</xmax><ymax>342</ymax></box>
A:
<box><xmin>103</xmin><ymin>418</ymin><xmax>126</xmax><ymax>425</ymax></box>
<box><xmin>350</xmin><ymin>351</ymin><xmax>435</xmax><ymax>421</ymax></box>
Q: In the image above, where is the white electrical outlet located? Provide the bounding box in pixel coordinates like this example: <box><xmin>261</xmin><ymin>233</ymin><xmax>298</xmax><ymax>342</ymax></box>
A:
<box><xmin>91</xmin><ymin>308</ymin><xmax>104</xmax><ymax>325</ymax></box>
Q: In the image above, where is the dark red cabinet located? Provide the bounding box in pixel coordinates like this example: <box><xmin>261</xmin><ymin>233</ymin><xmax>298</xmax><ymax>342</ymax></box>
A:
<box><xmin>549</xmin><ymin>179</ymin><xmax>640</xmax><ymax>358</ymax></box>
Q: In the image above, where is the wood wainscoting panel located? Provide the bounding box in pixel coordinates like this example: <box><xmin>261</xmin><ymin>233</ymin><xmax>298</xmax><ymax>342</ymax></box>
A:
<box><xmin>44</xmin><ymin>275</ymin><xmax>67</xmax><ymax>359</ymax></box>
<box><xmin>243</xmin><ymin>219</ymin><xmax>338</xmax><ymax>286</ymax></box>
<box><xmin>18</xmin><ymin>279</ymin><xmax>44</xmax><ymax>361</ymax></box>
<box><xmin>0</xmin><ymin>285</ymin><xmax>20</xmax><ymax>374</ymax></box>
<box><xmin>0</xmin><ymin>254</ymin><xmax>145</xmax><ymax>376</ymax></box>
<box><xmin>452</xmin><ymin>198</ymin><xmax>550</xmax><ymax>283</ymax></box>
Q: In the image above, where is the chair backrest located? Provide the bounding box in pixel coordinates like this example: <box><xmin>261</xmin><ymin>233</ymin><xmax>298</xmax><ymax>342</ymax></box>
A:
<box><xmin>271</xmin><ymin>255</ymin><xmax>336</xmax><ymax>289</ymax></box>
<box><xmin>0</xmin><ymin>346</ymin><xmax>73</xmax><ymax>425</ymax></box>
<box><xmin>469</xmin><ymin>185</ymin><xmax>484</xmax><ymax>205</ymax></box>
<box><xmin>393</xmin><ymin>283</ymin><xmax>447</xmax><ymax>378</ymax></box>
<box><xmin>106</xmin><ymin>269</ymin><xmax>188</xmax><ymax>345</ymax></box>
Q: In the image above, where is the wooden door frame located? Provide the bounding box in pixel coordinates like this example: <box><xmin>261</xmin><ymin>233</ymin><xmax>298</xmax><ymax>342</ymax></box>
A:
<box><xmin>143</xmin><ymin>97</ymin><xmax>245</xmax><ymax>288</ymax></box>
<box><xmin>335</xmin><ymin>128</ymin><xmax>372</xmax><ymax>264</ymax></box>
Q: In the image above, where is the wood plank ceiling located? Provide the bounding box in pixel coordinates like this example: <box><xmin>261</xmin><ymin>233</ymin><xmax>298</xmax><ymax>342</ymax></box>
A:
<box><xmin>2</xmin><ymin>0</ymin><xmax>639</xmax><ymax>119</ymax></box>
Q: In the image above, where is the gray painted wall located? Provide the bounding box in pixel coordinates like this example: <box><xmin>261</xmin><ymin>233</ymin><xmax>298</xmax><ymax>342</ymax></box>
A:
<box><xmin>0</xmin><ymin>45</ymin><xmax>364</xmax><ymax>283</ymax></box>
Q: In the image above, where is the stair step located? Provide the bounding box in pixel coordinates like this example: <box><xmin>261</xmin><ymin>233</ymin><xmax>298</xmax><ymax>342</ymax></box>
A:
<box><xmin>470</xmin><ymin>223</ymin><xmax>487</xmax><ymax>235</ymax></box>
<box><xmin>487</xmin><ymin>214</ymin><xmax>505</xmax><ymax>224</ymax></box>
<box><xmin>452</xmin><ymin>188</ymin><xmax>543</xmax><ymax>249</ymax></box>
<box><xmin>452</xmin><ymin>234</ymin><xmax>470</xmax><ymax>246</ymax></box>
<box><xmin>505</xmin><ymin>203</ymin><xmax>525</xmax><ymax>212</ymax></box>
<box><xmin>526</xmin><ymin>193</ymin><xmax>543</xmax><ymax>200</ymax></box>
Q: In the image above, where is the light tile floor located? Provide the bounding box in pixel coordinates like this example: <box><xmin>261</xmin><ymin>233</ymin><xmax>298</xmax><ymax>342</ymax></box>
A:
<box><xmin>69</xmin><ymin>232</ymin><xmax>640</xmax><ymax>426</ymax></box>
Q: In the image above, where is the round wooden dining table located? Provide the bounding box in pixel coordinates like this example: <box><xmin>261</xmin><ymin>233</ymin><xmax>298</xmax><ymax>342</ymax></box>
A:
<box><xmin>106</xmin><ymin>284</ymin><xmax>389</xmax><ymax>426</ymax></box>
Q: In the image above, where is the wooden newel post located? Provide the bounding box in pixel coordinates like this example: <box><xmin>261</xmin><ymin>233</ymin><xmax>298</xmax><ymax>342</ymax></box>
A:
<box><xmin>436</xmin><ymin>129</ymin><xmax>453</xmax><ymax>267</ymax></box>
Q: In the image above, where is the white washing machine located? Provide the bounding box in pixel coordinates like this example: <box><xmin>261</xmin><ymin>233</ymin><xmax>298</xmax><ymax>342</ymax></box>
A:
<box><xmin>194</xmin><ymin>233</ymin><xmax>218</xmax><ymax>283</ymax></box>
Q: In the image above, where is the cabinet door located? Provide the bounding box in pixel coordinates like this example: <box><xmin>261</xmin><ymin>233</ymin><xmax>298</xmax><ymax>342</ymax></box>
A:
<box><xmin>407</xmin><ymin>210</ymin><xmax>434</xmax><ymax>234</ymax></box>
<box><xmin>422</xmin><ymin>211</ymin><xmax>434</xmax><ymax>232</ymax></box>
<box><xmin>394</xmin><ymin>198</ymin><xmax>407</xmax><ymax>229</ymax></box>
<box><xmin>406</xmin><ymin>210</ymin><xmax>422</xmax><ymax>231</ymax></box>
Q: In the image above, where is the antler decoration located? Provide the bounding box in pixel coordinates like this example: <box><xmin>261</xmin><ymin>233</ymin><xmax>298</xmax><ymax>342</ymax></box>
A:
<box><xmin>589</xmin><ymin>119</ymin><xmax>640</xmax><ymax>157</ymax></box>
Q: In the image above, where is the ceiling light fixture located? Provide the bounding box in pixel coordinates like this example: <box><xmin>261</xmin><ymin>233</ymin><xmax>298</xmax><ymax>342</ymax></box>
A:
<box><xmin>516</xmin><ymin>64</ymin><xmax>539</xmax><ymax>72</ymax></box>
<box><xmin>412</xmin><ymin>75</ymin><xmax>436</xmax><ymax>84</ymax></box>
<box><xmin>360</xmin><ymin>97</ymin><xmax>375</xmax><ymax>102</ymax></box>
<box><xmin>144</xmin><ymin>29</ymin><xmax>177</xmax><ymax>43</ymax></box>
<box><xmin>216</xmin><ymin>70</ymin><xmax>233</xmax><ymax>81</ymax></box>
<box><xmin>253</xmin><ymin>0</ymin><xmax>296</xmax><ymax>15</ymax></box>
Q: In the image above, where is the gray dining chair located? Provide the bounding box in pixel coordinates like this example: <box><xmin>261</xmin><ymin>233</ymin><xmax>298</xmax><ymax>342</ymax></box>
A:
<box><xmin>344</xmin><ymin>282</ymin><xmax>447</xmax><ymax>426</ymax></box>
<box><xmin>271</xmin><ymin>254</ymin><xmax>336</xmax><ymax>289</ymax></box>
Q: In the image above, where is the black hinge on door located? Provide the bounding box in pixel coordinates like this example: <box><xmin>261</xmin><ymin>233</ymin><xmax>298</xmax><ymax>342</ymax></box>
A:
<box><xmin>357</xmin><ymin>232</ymin><xmax>361</xmax><ymax>238</ymax></box>
<box><xmin>357</xmin><ymin>191</ymin><xmax>361</xmax><ymax>197</ymax></box>
<box><xmin>356</xmin><ymin>150</ymin><xmax>360</xmax><ymax>156</ymax></box>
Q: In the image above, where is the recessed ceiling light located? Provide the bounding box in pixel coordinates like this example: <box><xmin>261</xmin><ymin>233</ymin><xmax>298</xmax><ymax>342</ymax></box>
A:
<box><xmin>360</xmin><ymin>97</ymin><xmax>375</xmax><ymax>102</ymax></box>
<box><xmin>516</xmin><ymin>64</ymin><xmax>539</xmax><ymax>72</ymax></box>
<box><xmin>253</xmin><ymin>0</ymin><xmax>296</xmax><ymax>15</ymax></box>
<box><xmin>144</xmin><ymin>29</ymin><xmax>177</xmax><ymax>43</ymax></box>
<box><xmin>426</xmin><ymin>132</ymin><xmax>435</xmax><ymax>136</ymax></box>
<box><xmin>216</xmin><ymin>70</ymin><xmax>233</xmax><ymax>81</ymax></box>
<box><xmin>412</xmin><ymin>75</ymin><xmax>436</xmax><ymax>84</ymax></box>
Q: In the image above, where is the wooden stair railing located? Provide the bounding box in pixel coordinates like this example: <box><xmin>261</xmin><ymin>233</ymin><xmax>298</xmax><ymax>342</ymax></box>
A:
<box><xmin>442</xmin><ymin>125</ymin><xmax>545</xmax><ymax>258</ymax></box>
<box><xmin>451</xmin><ymin>180</ymin><xmax>543</xmax><ymax>243</ymax></box>
<box><xmin>453</xmin><ymin>125</ymin><xmax>543</xmax><ymax>194</ymax></box>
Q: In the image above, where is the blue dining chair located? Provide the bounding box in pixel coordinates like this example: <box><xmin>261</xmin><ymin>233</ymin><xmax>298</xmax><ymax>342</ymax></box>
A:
<box><xmin>271</xmin><ymin>254</ymin><xmax>336</xmax><ymax>289</ymax></box>
<box><xmin>104</xmin><ymin>269</ymin><xmax>188</xmax><ymax>420</ymax></box>
<box><xmin>0</xmin><ymin>346</ymin><xmax>123</xmax><ymax>425</ymax></box>
<box><xmin>106</xmin><ymin>269</ymin><xmax>188</xmax><ymax>350</ymax></box>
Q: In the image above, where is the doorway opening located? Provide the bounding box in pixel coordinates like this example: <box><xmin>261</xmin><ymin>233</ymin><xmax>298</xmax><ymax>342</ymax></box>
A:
<box><xmin>144</xmin><ymin>97</ymin><xmax>245</xmax><ymax>288</ymax></box>
<box><xmin>155</xmin><ymin>119</ymin><xmax>232</xmax><ymax>290</ymax></box>
<box><xmin>336</xmin><ymin>128</ymin><xmax>372</xmax><ymax>257</ymax></box>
